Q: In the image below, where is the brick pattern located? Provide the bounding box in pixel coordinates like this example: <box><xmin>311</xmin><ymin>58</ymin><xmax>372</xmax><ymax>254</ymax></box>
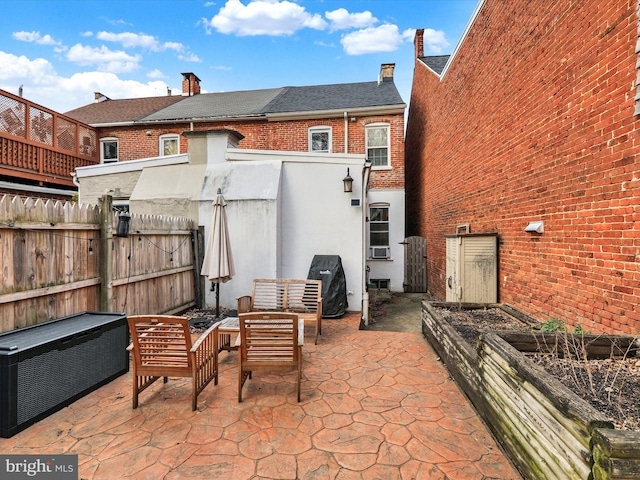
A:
<box><xmin>405</xmin><ymin>0</ymin><xmax>640</xmax><ymax>333</ymax></box>
<box><xmin>100</xmin><ymin>113</ymin><xmax>405</xmax><ymax>190</ymax></box>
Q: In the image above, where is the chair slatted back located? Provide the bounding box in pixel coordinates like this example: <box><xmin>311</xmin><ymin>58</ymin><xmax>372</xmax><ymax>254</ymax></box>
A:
<box><xmin>240</xmin><ymin>313</ymin><xmax>299</xmax><ymax>367</ymax></box>
<box><xmin>128</xmin><ymin>315</ymin><xmax>193</xmax><ymax>377</ymax></box>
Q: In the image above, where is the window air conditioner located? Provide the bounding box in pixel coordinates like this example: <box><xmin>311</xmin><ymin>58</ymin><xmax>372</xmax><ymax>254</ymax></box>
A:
<box><xmin>371</xmin><ymin>247</ymin><xmax>389</xmax><ymax>259</ymax></box>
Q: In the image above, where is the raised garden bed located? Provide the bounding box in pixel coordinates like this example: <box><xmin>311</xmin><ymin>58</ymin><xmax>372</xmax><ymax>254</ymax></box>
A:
<box><xmin>422</xmin><ymin>301</ymin><xmax>640</xmax><ymax>480</ymax></box>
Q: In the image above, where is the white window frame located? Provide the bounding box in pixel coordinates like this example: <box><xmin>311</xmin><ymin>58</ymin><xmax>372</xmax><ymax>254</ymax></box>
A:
<box><xmin>369</xmin><ymin>203</ymin><xmax>390</xmax><ymax>259</ymax></box>
<box><xmin>100</xmin><ymin>137</ymin><xmax>118</xmax><ymax>163</ymax></box>
<box><xmin>308</xmin><ymin>126</ymin><xmax>332</xmax><ymax>153</ymax></box>
<box><xmin>159</xmin><ymin>134</ymin><xmax>180</xmax><ymax>156</ymax></box>
<box><xmin>365</xmin><ymin>123</ymin><xmax>390</xmax><ymax>168</ymax></box>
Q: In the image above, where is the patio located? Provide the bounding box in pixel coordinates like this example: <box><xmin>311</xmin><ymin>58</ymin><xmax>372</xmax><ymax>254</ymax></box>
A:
<box><xmin>0</xmin><ymin>312</ymin><xmax>521</xmax><ymax>479</ymax></box>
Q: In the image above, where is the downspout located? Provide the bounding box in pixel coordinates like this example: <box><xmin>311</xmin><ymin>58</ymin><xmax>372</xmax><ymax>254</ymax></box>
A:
<box><xmin>361</xmin><ymin>161</ymin><xmax>372</xmax><ymax>325</ymax></box>
<box><xmin>343</xmin><ymin>112</ymin><xmax>348</xmax><ymax>154</ymax></box>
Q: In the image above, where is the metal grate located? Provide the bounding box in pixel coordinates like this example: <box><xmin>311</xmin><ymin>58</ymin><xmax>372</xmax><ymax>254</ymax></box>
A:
<box><xmin>56</xmin><ymin>116</ymin><xmax>76</xmax><ymax>152</ymax></box>
<box><xmin>0</xmin><ymin>93</ymin><xmax>25</xmax><ymax>138</ymax></box>
<box><xmin>29</xmin><ymin>106</ymin><xmax>53</xmax><ymax>145</ymax></box>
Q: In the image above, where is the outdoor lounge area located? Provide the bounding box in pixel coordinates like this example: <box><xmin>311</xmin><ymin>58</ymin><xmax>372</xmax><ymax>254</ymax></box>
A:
<box><xmin>0</xmin><ymin>312</ymin><xmax>521</xmax><ymax>479</ymax></box>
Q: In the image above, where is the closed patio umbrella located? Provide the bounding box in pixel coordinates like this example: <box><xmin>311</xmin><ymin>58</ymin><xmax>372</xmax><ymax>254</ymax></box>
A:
<box><xmin>201</xmin><ymin>188</ymin><xmax>235</xmax><ymax>318</ymax></box>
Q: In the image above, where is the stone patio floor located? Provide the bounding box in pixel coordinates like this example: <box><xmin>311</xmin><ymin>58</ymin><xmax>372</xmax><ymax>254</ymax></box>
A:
<box><xmin>0</xmin><ymin>312</ymin><xmax>522</xmax><ymax>479</ymax></box>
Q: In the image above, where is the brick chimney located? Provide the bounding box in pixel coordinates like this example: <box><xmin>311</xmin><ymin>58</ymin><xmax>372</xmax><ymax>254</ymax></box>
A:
<box><xmin>414</xmin><ymin>29</ymin><xmax>424</xmax><ymax>58</ymax></box>
<box><xmin>380</xmin><ymin>63</ymin><xmax>395</xmax><ymax>82</ymax></box>
<box><xmin>181</xmin><ymin>72</ymin><xmax>201</xmax><ymax>96</ymax></box>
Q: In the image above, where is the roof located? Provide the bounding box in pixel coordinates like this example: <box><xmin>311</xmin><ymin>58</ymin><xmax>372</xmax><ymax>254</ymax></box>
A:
<box><xmin>419</xmin><ymin>55</ymin><xmax>450</xmax><ymax>75</ymax></box>
<box><xmin>65</xmin><ymin>95</ymin><xmax>184</xmax><ymax>125</ymax></box>
<box><xmin>65</xmin><ymin>77</ymin><xmax>405</xmax><ymax>126</ymax></box>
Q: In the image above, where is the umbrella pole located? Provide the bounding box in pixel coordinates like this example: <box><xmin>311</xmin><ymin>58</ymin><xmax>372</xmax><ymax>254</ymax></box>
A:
<box><xmin>215</xmin><ymin>282</ymin><xmax>220</xmax><ymax>319</ymax></box>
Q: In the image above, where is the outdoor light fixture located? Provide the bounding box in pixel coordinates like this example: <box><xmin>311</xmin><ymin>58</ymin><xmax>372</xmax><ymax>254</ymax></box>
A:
<box><xmin>343</xmin><ymin>168</ymin><xmax>353</xmax><ymax>193</ymax></box>
<box><xmin>116</xmin><ymin>212</ymin><xmax>131</xmax><ymax>237</ymax></box>
<box><xmin>525</xmin><ymin>221</ymin><xmax>544</xmax><ymax>234</ymax></box>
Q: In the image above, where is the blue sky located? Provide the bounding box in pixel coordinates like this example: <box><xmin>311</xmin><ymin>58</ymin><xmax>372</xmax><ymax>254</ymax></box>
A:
<box><xmin>0</xmin><ymin>0</ymin><xmax>479</xmax><ymax>114</ymax></box>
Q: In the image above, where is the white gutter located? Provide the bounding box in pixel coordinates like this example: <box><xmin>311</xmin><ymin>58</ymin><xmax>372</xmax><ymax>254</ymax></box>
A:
<box><xmin>0</xmin><ymin>181</ymin><xmax>75</xmax><ymax>197</ymax></box>
<box><xmin>361</xmin><ymin>161</ymin><xmax>372</xmax><ymax>325</ymax></box>
<box><xmin>267</xmin><ymin>104</ymin><xmax>406</xmax><ymax>121</ymax></box>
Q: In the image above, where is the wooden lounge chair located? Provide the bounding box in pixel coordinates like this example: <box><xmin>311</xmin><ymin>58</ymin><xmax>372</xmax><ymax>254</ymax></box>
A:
<box><xmin>127</xmin><ymin>315</ymin><xmax>219</xmax><ymax>410</ymax></box>
<box><xmin>237</xmin><ymin>312</ymin><xmax>303</xmax><ymax>402</ymax></box>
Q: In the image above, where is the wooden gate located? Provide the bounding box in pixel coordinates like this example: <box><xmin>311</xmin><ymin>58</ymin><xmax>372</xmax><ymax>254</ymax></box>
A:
<box><xmin>403</xmin><ymin>236</ymin><xmax>427</xmax><ymax>292</ymax></box>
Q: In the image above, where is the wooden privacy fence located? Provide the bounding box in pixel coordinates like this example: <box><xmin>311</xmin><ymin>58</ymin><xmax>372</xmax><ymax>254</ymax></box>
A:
<box><xmin>0</xmin><ymin>194</ymin><xmax>199</xmax><ymax>333</ymax></box>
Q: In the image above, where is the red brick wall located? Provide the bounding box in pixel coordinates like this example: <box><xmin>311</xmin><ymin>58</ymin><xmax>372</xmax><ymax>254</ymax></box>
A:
<box><xmin>405</xmin><ymin>0</ymin><xmax>640</xmax><ymax>333</ymax></box>
<box><xmin>100</xmin><ymin>113</ymin><xmax>405</xmax><ymax>190</ymax></box>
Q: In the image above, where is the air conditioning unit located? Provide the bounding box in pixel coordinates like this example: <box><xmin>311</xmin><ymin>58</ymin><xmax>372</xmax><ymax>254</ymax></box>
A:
<box><xmin>370</xmin><ymin>247</ymin><xmax>389</xmax><ymax>259</ymax></box>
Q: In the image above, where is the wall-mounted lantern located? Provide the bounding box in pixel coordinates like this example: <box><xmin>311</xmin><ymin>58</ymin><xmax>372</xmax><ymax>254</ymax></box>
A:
<box><xmin>343</xmin><ymin>168</ymin><xmax>353</xmax><ymax>193</ymax></box>
<box><xmin>116</xmin><ymin>212</ymin><xmax>131</xmax><ymax>237</ymax></box>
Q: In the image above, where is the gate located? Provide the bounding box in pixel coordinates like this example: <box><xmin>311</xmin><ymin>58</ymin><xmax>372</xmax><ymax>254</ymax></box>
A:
<box><xmin>403</xmin><ymin>236</ymin><xmax>427</xmax><ymax>292</ymax></box>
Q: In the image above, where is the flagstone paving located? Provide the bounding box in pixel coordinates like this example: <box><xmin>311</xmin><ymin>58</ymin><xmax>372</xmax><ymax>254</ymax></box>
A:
<box><xmin>0</xmin><ymin>313</ymin><xmax>522</xmax><ymax>479</ymax></box>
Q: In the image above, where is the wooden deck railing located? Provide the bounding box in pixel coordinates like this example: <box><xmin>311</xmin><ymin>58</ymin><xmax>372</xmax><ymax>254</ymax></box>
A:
<box><xmin>0</xmin><ymin>89</ymin><xmax>99</xmax><ymax>187</ymax></box>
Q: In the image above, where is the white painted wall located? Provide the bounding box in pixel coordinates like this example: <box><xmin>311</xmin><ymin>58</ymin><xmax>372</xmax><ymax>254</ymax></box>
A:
<box><xmin>366</xmin><ymin>188</ymin><xmax>406</xmax><ymax>292</ymax></box>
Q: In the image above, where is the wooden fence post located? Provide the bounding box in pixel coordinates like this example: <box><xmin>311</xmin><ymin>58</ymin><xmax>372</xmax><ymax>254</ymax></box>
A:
<box><xmin>193</xmin><ymin>227</ymin><xmax>204</xmax><ymax>309</ymax></box>
<box><xmin>99</xmin><ymin>195</ymin><xmax>114</xmax><ymax>312</ymax></box>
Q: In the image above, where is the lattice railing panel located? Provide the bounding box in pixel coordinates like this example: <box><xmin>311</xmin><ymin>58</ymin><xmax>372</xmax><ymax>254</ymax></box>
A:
<box><xmin>29</xmin><ymin>107</ymin><xmax>53</xmax><ymax>146</ymax></box>
<box><xmin>79</xmin><ymin>126</ymin><xmax>96</xmax><ymax>158</ymax></box>
<box><xmin>56</xmin><ymin>116</ymin><xmax>76</xmax><ymax>152</ymax></box>
<box><xmin>0</xmin><ymin>94</ymin><xmax>26</xmax><ymax>138</ymax></box>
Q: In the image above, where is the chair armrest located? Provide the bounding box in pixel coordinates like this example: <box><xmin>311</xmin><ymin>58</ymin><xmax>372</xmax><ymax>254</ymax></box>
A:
<box><xmin>317</xmin><ymin>298</ymin><xmax>323</xmax><ymax>317</ymax></box>
<box><xmin>191</xmin><ymin>323</ymin><xmax>219</xmax><ymax>353</ymax></box>
<box><xmin>237</xmin><ymin>295</ymin><xmax>253</xmax><ymax>313</ymax></box>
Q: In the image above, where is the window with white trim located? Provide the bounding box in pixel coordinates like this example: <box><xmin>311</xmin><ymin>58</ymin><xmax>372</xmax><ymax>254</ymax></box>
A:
<box><xmin>159</xmin><ymin>134</ymin><xmax>180</xmax><ymax>156</ymax></box>
<box><xmin>369</xmin><ymin>204</ymin><xmax>390</xmax><ymax>259</ymax></box>
<box><xmin>365</xmin><ymin>123</ymin><xmax>390</xmax><ymax>167</ymax></box>
<box><xmin>309</xmin><ymin>126</ymin><xmax>331</xmax><ymax>153</ymax></box>
<box><xmin>100</xmin><ymin>137</ymin><xmax>118</xmax><ymax>163</ymax></box>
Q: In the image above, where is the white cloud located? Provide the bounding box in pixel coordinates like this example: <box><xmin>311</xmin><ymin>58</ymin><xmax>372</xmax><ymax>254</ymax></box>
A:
<box><xmin>12</xmin><ymin>31</ymin><xmax>61</xmax><ymax>46</ymax></box>
<box><xmin>204</xmin><ymin>0</ymin><xmax>327</xmax><ymax>36</ymax></box>
<box><xmin>340</xmin><ymin>24</ymin><xmax>407</xmax><ymax>55</ymax></box>
<box><xmin>179</xmin><ymin>52</ymin><xmax>202</xmax><ymax>62</ymax></box>
<box><xmin>147</xmin><ymin>69</ymin><xmax>165</xmax><ymax>79</ymax></box>
<box><xmin>325</xmin><ymin>8</ymin><xmax>377</xmax><ymax>32</ymax></box>
<box><xmin>0</xmin><ymin>50</ymin><xmax>178</xmax><ymax>112</ymax></box>
<box><xmin>96</xmin><ymin>31</ymin><xmax>184</xmax><ymax>52</ymax></box>
<box><xmin>66</xmin><ymin>44</ymin><xmax>141</xmax><ymax>73</ymax></box>
<box><xmin>422</xmin><ymin>27</ymin><xmax>450</xmax><ymax>53</ymax></box>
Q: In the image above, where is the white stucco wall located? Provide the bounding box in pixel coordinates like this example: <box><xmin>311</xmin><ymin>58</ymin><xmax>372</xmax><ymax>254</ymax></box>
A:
<box><xmin>366</xmin><ymin>188</ymin><xmax>406</xmax><ymax>292</ymax></box>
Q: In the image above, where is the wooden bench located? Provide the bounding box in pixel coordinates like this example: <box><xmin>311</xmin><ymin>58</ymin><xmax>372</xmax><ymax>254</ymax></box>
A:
<box><xmin>237</xmin><ymin>278</ymin><xmax>323</xmax><ymax>344</ymax></box>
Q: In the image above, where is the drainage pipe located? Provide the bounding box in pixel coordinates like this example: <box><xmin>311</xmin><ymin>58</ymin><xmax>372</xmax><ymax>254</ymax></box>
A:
<box><xmin>361</xmin><ymin>161</ymin><xmax>372</xmax><ymax>325</ymax></box>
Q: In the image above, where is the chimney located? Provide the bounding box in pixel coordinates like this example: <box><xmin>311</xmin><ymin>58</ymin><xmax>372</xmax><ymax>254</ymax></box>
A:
<box><xmin>181</xmin><ymin>72</ymin><xmax>201</xmax><ymax>96</ymax></box>
<box><xmin>94</xmin><ymin>92</ymin><xmax>110</xmax><ymax>103</ymax></box>
<box><xmin>380</xmin><ymin>63</ymin><xmax>395</xmax><ymax>82</ymax></box>
<box><xmin>414</xmin><ymin>29</ymin><xmax>424</xmax><ymax>58</ymax></box>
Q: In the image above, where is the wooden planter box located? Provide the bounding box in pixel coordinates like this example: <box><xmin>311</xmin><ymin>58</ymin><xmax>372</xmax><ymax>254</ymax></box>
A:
<box><xmin>422</xmin><ymin>301</ymin><xmax>640</xmax><ymax>480</ymax></box>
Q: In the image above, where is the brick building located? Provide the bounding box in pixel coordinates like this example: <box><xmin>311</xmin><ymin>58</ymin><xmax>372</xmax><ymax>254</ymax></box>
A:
<box><xmin>405</xmin><ymin>1</ymin><xmax>640</xmax><ymax>333</ymax></box>
<box><xmin>67</xmin><ymin>65</ymin><xmax>407</xmax><ymax>292</ymax></box>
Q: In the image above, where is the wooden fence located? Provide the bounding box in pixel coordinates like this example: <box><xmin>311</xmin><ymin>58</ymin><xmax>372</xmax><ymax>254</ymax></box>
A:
<box><xmin>0</xmin><ymin>194</ymin><xmax>199</xmax><ymax>333</ymax></box>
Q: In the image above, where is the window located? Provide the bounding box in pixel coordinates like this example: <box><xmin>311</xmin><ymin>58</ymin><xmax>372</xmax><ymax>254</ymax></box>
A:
<box><xmin>370</xmin><ymin>279</ymin><xmax>390</xmax><ymax>290</ymax></box>
<box><xmin>369</xmin><ymin>205</ymin><xmax>390</xmax><ymax>258</ymax></box>
<box><xmin>366</xmin><ymin>124</ymin><xmax>390</xmax><ymax>167</ymax></box>
<box><xmin>159</xmin><ymin>134</ymin><xmax>180</xmax><ymax>156</ymax></box>
<box><xmin>309</xmin><ymin>127</ymin><xmax>331</xmax><ymax>153</ymax></box>
<box><xmin>100</xmin><ymin>138</ymin><xmax>118</xmax><ymax>163</ymax></box>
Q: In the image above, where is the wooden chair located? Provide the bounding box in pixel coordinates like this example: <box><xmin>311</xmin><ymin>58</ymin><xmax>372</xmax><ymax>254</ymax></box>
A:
<box><xmin>127</xmin><ymin>315</ymin><xmax>219</xmax><ymax>411</ymax></box>
<box><xmin>237</xmin><ymin>312</ymin><xmax>303</xmax><ymax>402</ymax></box>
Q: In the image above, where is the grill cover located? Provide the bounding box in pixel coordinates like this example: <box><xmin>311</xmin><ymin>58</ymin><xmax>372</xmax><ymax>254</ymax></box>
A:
<box><xmin>307</xmin><ymin>255</ymin><xmax>347</xmax><ymax>318</ymax></box>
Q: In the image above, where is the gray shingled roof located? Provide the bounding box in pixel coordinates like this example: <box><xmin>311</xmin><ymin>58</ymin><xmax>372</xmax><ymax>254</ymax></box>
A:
<box><xmin>141</xmin><ymin>88</ymin><xmax>285</xmax><ymax>122</ymax></box>
<box><xmin>66</xmin><ymin>76</ymin><xmax>405</xmax><ymax>125</ymax></box>
<box><xmin>264</xmin><ymin>79</ymin><xmax>404</xmax><ymax>114</ymax></box>
<box><xmin>420</xmin><ymin>55</ymin><xmax>450</xmax><ymax>75</ymax></box>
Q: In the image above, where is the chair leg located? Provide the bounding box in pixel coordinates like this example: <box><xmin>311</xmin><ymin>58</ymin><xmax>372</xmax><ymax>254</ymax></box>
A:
<box><xmin>132</xmin><ymin>377</ymin><xmax>139</xmax><ymax>409</ymax></box>
<box><xmin>297</xmin><ymin>347</ymin><xmax>302</xmax><ymax>402</ymax></box>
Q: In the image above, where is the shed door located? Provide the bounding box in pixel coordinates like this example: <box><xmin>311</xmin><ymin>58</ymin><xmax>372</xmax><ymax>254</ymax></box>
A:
<box><xmin>403</xmin><ymin>236</ymin><xmax>427</xmax><ymax>292</ymax></box>
<box><xmin>445</xmin><ymin>236</ymin><xmax>460</xmax><ymax>301</ymax></box>
<box><xmin>460</xmin><ymin>236</ymin><xmax>497</xmax><ymax>303</ymax></box>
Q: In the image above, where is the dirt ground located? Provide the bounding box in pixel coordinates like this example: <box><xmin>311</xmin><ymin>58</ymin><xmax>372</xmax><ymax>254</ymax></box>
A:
<box><xmin>361</xmin><ymin>291</ymin><xmax>430</xmax><ymax>332</ymax></box>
